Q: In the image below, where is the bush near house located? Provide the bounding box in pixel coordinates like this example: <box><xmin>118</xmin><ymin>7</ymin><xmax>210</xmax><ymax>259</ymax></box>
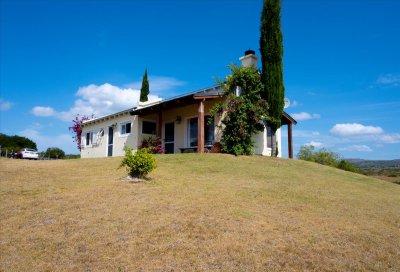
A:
<box><xmin>120</xmin><ymin>147</ymin><xmax>156</xmax><ymax>179</ymax></box>
<box><xmin>140</xmin><ymin>136</ymin><xmax>164</xmax><ymax>154</ymax></box>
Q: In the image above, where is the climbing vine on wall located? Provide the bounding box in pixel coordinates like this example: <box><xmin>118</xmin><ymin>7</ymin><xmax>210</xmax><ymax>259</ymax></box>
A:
<box><xmin>211</xmin><ymin>65</ymin><xmax>270</xmax><ymax>156</ymax></box>
<box><xmin>69</xmin><ymin>114</ymin><xmax>94</xmax><ymax>151</ymax></box>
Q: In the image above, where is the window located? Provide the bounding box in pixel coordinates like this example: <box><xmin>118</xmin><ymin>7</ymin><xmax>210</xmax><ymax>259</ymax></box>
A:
<box><xmin>120</xmin><ymin>122</ymin><xmax>131</xmax><ymax>135</ymax></box>
<box><xmin>85</xmin><ymin>132</ymin><xmax>93</xmax><ymax>146</ymax></box>
<box><xmin>188</xmin><ymin>118</ymin><xmax>198</xmax><ymax>147</ymax></box>
<box><xmin>142</xmin><ymin>121</ymin><xmax>157</xmax><ymax>135</ymax></box>
<box><xmin>205</xmin><ymin>116</ymin><xmax>215</xmax><ymax>146</ymax></box>
<box><xmin>187</xmin><ymin>116</ymin><xmax>214</xmax><ymax>147</ymax></box>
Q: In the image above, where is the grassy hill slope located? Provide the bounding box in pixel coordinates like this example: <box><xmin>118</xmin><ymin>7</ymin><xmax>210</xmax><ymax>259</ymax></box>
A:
<box><xmin>1</xmin><ymin>154</ymin><xmax>399</xmax><ymax>271</ymax></box>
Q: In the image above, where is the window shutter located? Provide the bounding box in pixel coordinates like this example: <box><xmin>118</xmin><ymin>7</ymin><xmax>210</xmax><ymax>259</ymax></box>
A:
<box><xmin>81</xmin><ymin>135</ymin><xmax>86</xmax><ymax>147</ymax></box>
<box><xmin>92</xmin><ymin>130</ymin><xmax>98</xmax><ymax>144</ymax></box>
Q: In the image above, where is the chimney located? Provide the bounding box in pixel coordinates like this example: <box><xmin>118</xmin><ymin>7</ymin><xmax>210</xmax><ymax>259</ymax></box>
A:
<box><xmin>239</xmin><ymin>49</ymin><xmax>258</xmax><ymax>68</ymax></box>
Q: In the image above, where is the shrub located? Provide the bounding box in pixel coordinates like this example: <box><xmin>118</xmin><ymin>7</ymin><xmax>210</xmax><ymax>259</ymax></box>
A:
<box><xmin>337</xmin><ymin>160</ymin><xmax>359</xmax><ymax>173</ymax></box>
<box><xmin>297</xmin><ymin>145</ymin><xmax>339</xmax><ymax>167</ymax></box>
<box><xmin>120</xmin><ymin>147</ymin><xmax>156</xmax><ymax>179</ymax></box>
<box><xmin>140</xmin><ymin>136</ymin><xmax>164</xmax><ymax>154</ymax></box>
<box><xmin>44</xmin><ymin>147</ymin><xmax>65</xmax><ymax>159</ymax></box>
<box><xmin>312</xmin><ymin>148</ymin><xmax>340</xmax><ymax>167</ymax></box>
<box><xmin>297</xmin><ymin>145</ymin><xmax>316</xmax><ymax>162</ymax></box>
<box><xmin>297</xmin><ymin>145</ymin><xmax>362</xmax><ymax>173</ymax></box>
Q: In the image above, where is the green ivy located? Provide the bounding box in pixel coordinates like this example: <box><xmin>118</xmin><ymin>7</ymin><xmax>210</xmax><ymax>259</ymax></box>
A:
<box><xmin>211</xmin><ymin>65</ymin><xmax>270</xmax><ymax>156</ymax></box>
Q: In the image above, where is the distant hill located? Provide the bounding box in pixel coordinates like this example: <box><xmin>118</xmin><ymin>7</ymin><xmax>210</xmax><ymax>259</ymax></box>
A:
<box><xmin>345</xmin><ymin>158</ymin><xmax>400</xmax><ymax>170</ymax></box>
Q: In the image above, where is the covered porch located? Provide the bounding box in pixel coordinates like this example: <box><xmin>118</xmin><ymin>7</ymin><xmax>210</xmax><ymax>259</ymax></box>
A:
<box><xmin>130</xmin><ymin>86</ymin><xmax>297</xmax><ymax>158</ymax></box>
<box><xmin>130</xmin><ymin>87</ymin><xmax>222</xmax><ymax>155</ymax></box>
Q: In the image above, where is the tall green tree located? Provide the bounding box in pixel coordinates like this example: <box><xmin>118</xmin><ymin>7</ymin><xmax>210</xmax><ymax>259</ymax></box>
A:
<box><xmin>140</xmin><ymin>69</ymin><xmax>149</xmax><ymax>102</ymax></box>
<box><xmin>260</xmin><ymin>0</ymin><xmax>284</xmax><ymax>156</ymax></box>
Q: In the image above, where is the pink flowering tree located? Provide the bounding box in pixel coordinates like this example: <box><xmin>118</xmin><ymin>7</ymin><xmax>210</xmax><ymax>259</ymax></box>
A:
<box><xmin>69</xmin><ymin>114</ymin><xmax>94</xmax><ymax>151</ymax></box>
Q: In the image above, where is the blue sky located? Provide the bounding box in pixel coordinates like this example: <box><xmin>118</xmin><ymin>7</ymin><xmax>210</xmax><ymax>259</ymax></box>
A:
<box><xmin>1</xmin><ymin>0</ymin><xmax>399</xmax><ymax>159</ymax></box>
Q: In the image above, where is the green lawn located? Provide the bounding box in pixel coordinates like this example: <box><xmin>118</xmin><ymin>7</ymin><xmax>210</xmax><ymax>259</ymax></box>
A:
<box><xmin>1</xmin><ymin>154</ymin><xmax>399</xmax><ymax>271</ymax></box>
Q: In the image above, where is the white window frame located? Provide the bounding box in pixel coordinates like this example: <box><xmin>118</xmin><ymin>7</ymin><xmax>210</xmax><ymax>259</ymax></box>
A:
<box><xmin>141</xmin><ymin>120</ymin><xmax>157</xmax><ymax>135</ymax></box>
<box><xmin>120</xmin><ymin>122</ymin><xmax>132</xmax><ymax>136</ymax></box>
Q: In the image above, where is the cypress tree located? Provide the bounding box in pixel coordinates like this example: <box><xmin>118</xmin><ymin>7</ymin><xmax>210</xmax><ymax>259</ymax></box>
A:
<box><xmin>140</xmin><ymin>69</ymin><xmax>149</xmax><ymax>102</ymax></box>
<box><xmin>260</xmin><ymin>0</ymin><xmax>284</xmax><ymax>156</ymax></box>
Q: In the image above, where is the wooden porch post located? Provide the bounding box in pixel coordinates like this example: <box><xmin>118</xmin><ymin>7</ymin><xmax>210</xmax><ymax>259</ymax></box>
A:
<box><xmin>288</xmin><ymin>123</ymin><xmax>293</xmax><ymax>159</ymax></box>
<box><xmin>198</xmin><ymin>100</ymin><xmax>204</xmax><ymax>153</ymax></box>
<box><xmin>157</xmin><ymin>111</ymin><xmax>162</xmax><ymax>138</ymax></box>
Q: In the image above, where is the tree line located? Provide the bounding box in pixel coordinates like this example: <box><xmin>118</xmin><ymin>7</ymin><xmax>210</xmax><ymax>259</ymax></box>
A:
<box><xmin>0</xmin><ymin>133</ymin><xmax>76</xmax><ymax>159</ymax></box>
<box><xmin>0</xmin><ymin>133</ymin><xmax>36</xmax><ymax>154</ymax></box>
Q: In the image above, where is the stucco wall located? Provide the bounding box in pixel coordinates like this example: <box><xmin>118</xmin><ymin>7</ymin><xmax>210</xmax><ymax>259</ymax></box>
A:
<box><xmin>276</xmin><ymin>128</ymin><xmax>282</xmax><ymax>158</ymax></box>
<box><xmin>81</xmin><ymin>114</ymin><xmax>139</xmax><ymax>158</ymax></box>
<box><xmin>252</xmin><ymin>127</ymin><xmax>282</xmax><ymax>157</ymax></box>
<box><xmin>80</xmin><ymin>98</ymin><xmax>283</xmax><ymax>158</ymax></box>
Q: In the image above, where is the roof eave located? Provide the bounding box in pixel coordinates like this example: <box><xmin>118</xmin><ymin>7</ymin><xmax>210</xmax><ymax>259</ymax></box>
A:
<box><xmin>282</xmin><ymin>111</ymin><xmax>297</xmax><ymax>125</ymax></box>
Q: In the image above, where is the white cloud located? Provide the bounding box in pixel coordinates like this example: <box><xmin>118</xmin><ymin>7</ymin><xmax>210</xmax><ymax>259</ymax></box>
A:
<box><xmin>291</xmin><ymin>100</ymin><xmax>299</xmax><ymax>107</ymax></box>
<box><xmin>330</xmin><ymin>123</ymin><xmax>383</xmax><ymax>137</ymax></box>
<box><xmin>285</xmin><ymin>99</ymin><xmax>299</xmax><ymax>109</ymax></box>
<box><xmin>292</xmin><ymin>112</ymin><xmax>321</xmax><ymax>121</ymax></box>
<box><xmin>376</xmin><ymin>74</ymin><xmax>400</xmax><ymax>87</ymax></box>
<box><xmin>330</xmin><ymin>123</ymin><xmax>400</xmax><ymax>145</ymax></box>
<box><xmin>32</xmin><ymin>106</ymin><xmax>56</xmax><ymax>117</ymax></box>
<box><xmin>0</xmin><ymin>99</ymin><xmax>14</xmax><ymax>111</ymax></box>
<box><xmin>379</xmin><ymin>133</ymin><xmax>400</xmax><ymax>144</ymax></box>
<box><xmin>305</xmin><ymin>141</ymin><xmax>324</xmax><ymax>148</ymax></box>
<box><xmin>125</xmin><ymin>76</ymin><xmax>186</xmax><ymax>96</ymax></box>
<box><xmin>32</xmin><ymin>83</ymin><xmax>161</xmax><ymax>122</ymax></box>
<box><xmin>31</xmin><ymin>76</ymin><xmax>185</xmax><ymax>122</ymax></box>
<box><xmin>19</xmin><ymin>129</ymin><xmax>77</xmax><ymax>154</ymax></box>
<box><xmin>340</xmin><ymin>145</ymin><xmax>372</xmax><ymax>152</ymax></box>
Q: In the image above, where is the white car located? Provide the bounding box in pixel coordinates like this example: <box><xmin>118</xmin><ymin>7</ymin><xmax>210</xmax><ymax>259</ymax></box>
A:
<box><xmin>17</xmin><ymin>148</ymin><xmax>39</xmax><ymax>160</ymax></box>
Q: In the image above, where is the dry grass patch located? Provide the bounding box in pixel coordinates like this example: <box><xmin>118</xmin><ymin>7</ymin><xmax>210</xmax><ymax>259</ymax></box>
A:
<box><xmin>1</xmin><ymin>155</ymin><xmax>399</xmax><ymax>271</ymax></box>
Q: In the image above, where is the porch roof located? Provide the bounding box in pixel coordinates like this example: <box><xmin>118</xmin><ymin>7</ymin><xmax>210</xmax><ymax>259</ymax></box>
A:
<box><xmin>282</xmin><ymin>111</ymin><xmax>297</xmax><ymax>125</ymax></box>
<box><xmin>130</xmin><ymin>84</ymin><xmax>297</xmax><ymax>125</ymax></box>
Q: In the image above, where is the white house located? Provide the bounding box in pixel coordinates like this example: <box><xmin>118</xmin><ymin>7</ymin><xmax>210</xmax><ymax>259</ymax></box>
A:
<box><xmin>80</xmin><ymin>51</ymin><xmax>296</xmax><ymax>158</ymax></box>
